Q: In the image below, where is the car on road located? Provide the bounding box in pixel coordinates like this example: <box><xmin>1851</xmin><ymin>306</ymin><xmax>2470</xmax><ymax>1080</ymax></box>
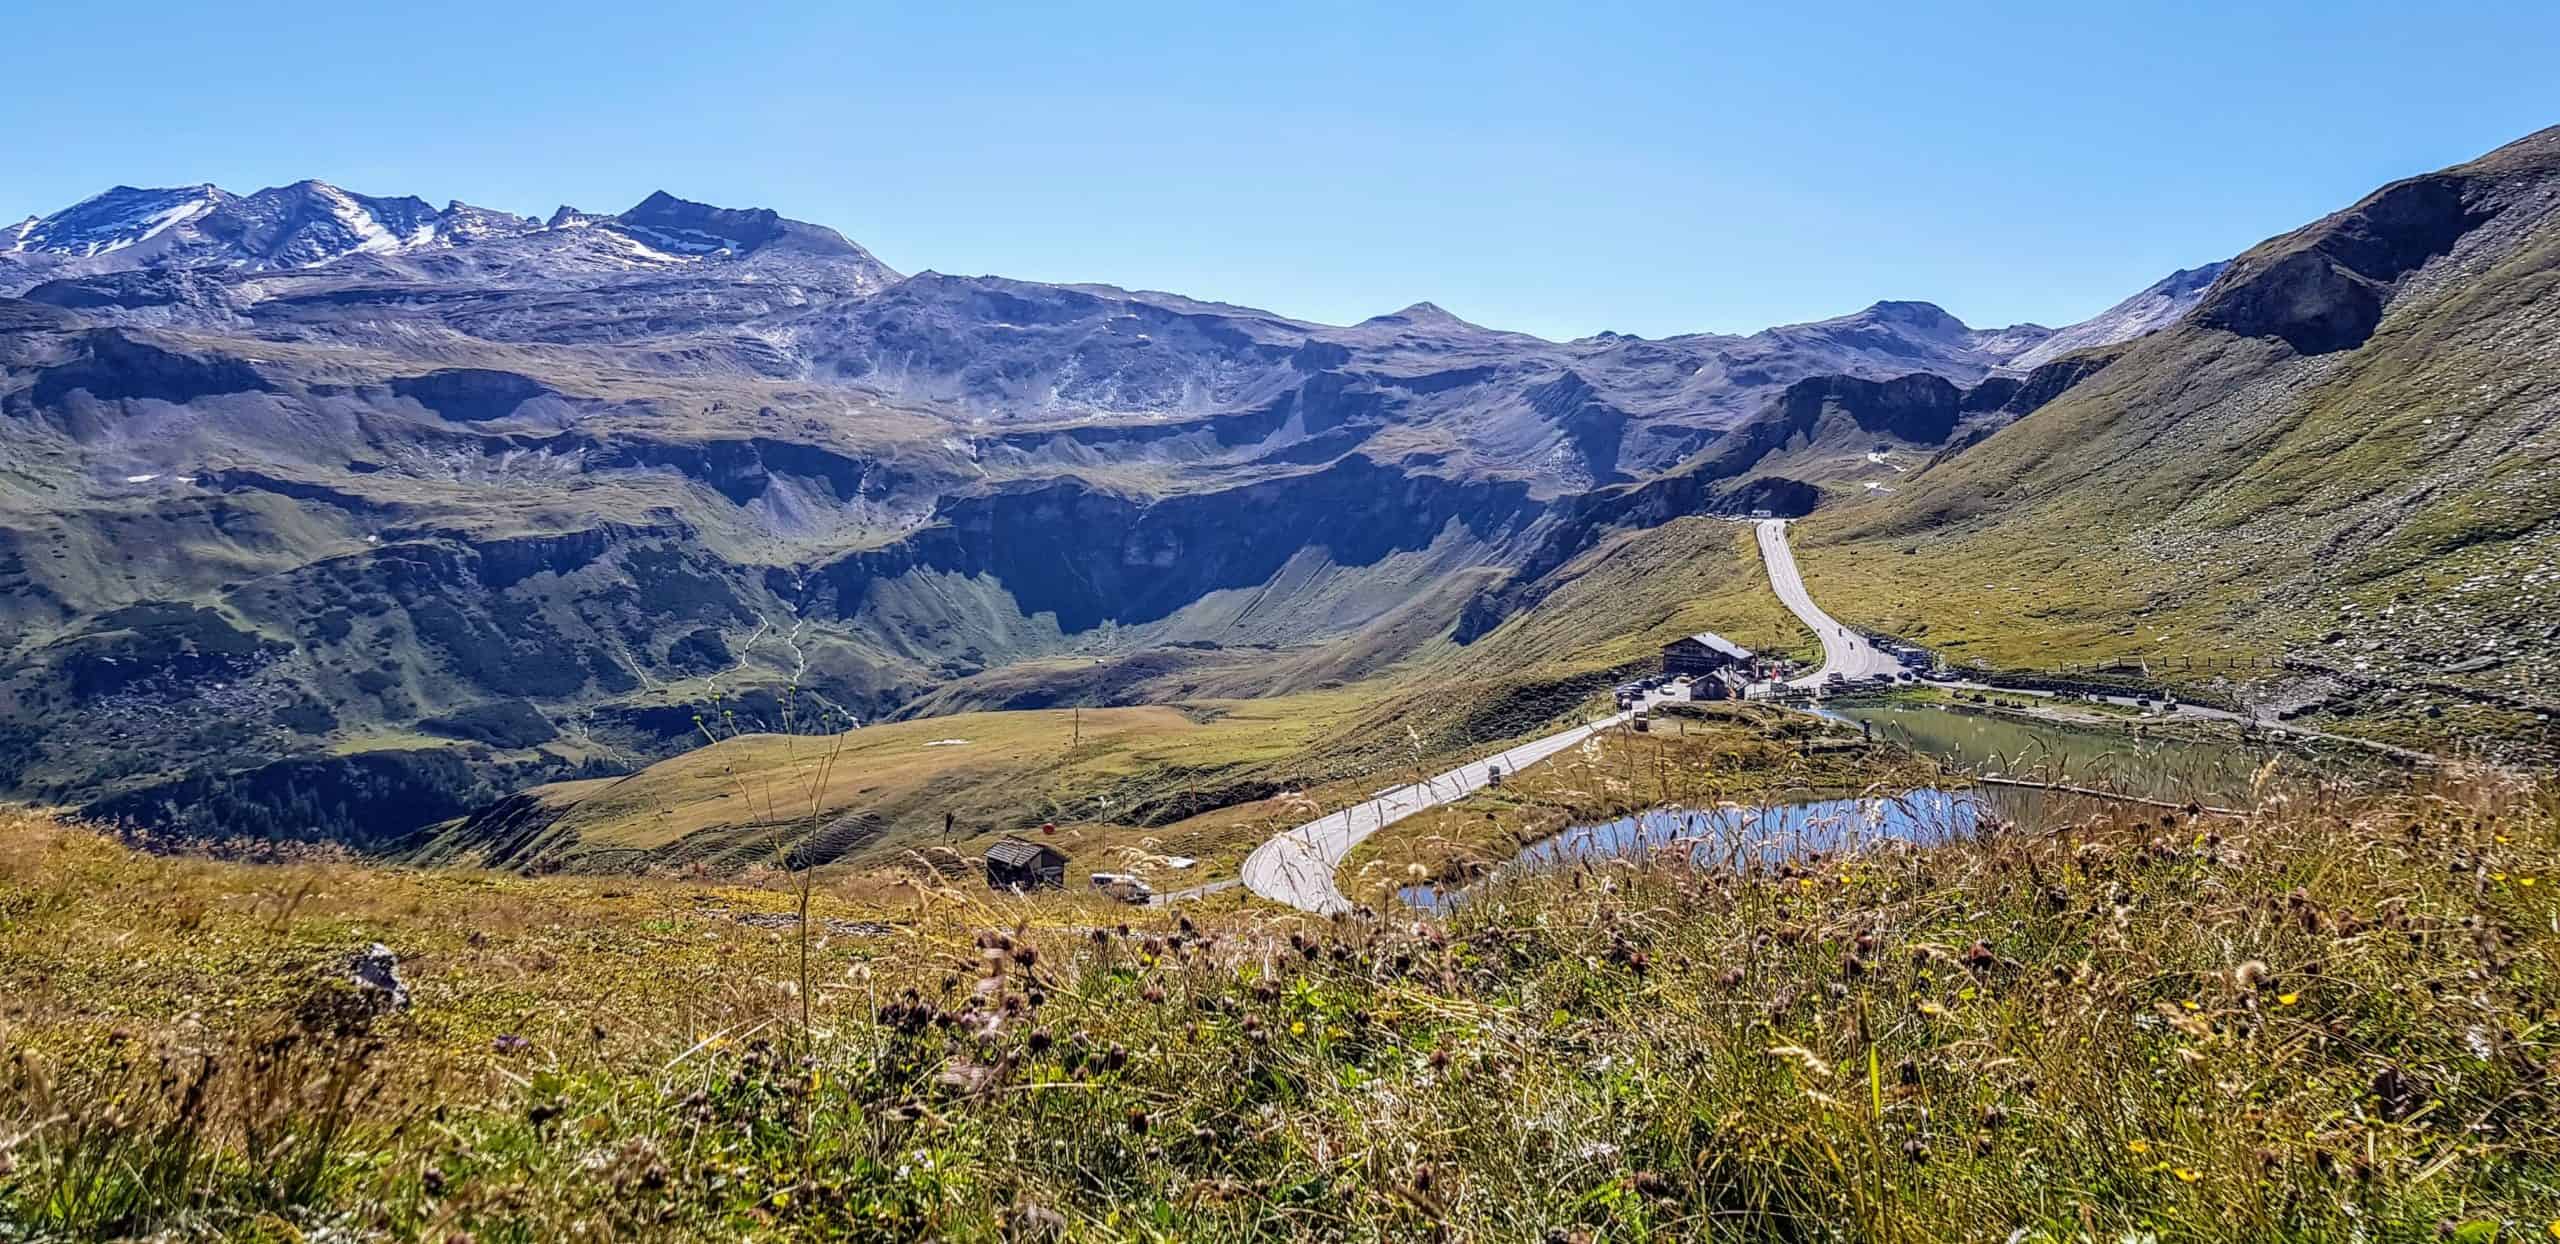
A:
<box><xmin>1090</xmin><ymin>872</ymin><xmax>1155</xmax><ymax>904</ymax></box>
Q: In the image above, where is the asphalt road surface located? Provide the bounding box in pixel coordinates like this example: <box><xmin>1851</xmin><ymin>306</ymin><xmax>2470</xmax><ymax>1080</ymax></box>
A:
<box><xmin>1756</xmin><ymin>518</ymin><xmax>1906</xmax><ymax>688</ymax></box>
<box><xmin>1237</xmin><ymin>695</ymin><xmax>1681</xmax><ymax>914</ymax></box>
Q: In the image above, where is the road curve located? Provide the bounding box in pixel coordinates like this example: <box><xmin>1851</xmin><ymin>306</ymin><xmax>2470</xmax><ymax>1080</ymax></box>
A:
<box><xmin>1755</xmin><ymin>518</ymin><xmax>1905</xmax><ymax>688</ymax></box>
<box><xmin>1238</xmin><ymin>707</ymin><xmax>1640</xmax><ymax>914</ymax></box>
<box><xmin>1231</xmin><ymin>521</ymin><xmax>1886</xmax><ymax>914</ymax></box>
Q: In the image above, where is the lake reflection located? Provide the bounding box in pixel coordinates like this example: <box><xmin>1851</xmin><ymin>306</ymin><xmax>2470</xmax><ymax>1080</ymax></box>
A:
<box><xmin>1399</xmin><ymin>786</ymin><xmax>2036</xmax><ymax>913</ymax></box>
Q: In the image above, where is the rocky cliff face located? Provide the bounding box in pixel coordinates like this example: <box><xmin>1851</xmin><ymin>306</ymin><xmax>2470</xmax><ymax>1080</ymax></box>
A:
<box><xmin>2188</xmin><ymin>130</ymin><xmax>2560</xmax><ymax>356</ymax></box>
<box><xmin>2195</xmin><ymin>174</ymin><xmax>2498</xmax><ymax>354</ymax></box>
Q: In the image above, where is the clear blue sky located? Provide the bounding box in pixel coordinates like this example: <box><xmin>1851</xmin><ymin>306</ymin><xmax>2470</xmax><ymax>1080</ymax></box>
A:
<box><xmin>3</xmin><ymin>1</ymin><xmax>2553</xmax><ymax>339</ymax></box>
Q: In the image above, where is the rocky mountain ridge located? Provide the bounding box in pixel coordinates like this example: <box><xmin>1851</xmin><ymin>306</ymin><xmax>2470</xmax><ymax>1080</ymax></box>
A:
<box><xmin>2001</xmin><ymin>262</ymin><xmax>2227</xmax><ymax>372</ymax></box>
<box><xmin>1</xmin><ymin>181</ymin><xmax>902</xmax><ymax>294</ymax></box>
<box><xmin>0</xmin><ymin>169</ymin><xmax>2254</xmax><ymax>842</ymax></box>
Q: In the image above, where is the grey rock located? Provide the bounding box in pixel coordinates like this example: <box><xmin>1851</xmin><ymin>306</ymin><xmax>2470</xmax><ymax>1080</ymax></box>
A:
<box><xmin>348</xmin><ymin>942</ymin><xmax>410</xmax><ymax>1010</ymax></box>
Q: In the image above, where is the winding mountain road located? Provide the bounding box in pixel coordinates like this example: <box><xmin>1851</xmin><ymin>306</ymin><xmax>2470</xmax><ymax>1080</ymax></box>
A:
<box><xmin>1756</xmin><ymin>518</ymin><xmax>1905</xmax><ymax>688</ymax></box>
<box><xmin>1236</xmin><ymin>703</ymin><xmax>1655</xmax><ymax>914</ymax></box>
<box><xmin>1224</xmin><ymin>519</ymin><xmax>1952</xmax><ymax>914</ymax></box>
<box><xmin>1229</xmin><ymin>519</ymin><xmax>1888</xmax><ymax>915</ymax></box>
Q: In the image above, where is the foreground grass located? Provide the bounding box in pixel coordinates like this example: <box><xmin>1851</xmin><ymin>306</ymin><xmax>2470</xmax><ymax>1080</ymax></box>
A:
<box><xmin>5</xmin><ymin>766</ymin><xmax>2558</xmax><ymax>1240</ymax></box>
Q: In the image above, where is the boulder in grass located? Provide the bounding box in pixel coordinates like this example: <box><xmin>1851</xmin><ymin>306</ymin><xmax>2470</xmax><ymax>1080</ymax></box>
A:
<box><xmin>348</xmin><ymin>942</ymin><xmax>411</xmax><ymax>1011</ymax></box>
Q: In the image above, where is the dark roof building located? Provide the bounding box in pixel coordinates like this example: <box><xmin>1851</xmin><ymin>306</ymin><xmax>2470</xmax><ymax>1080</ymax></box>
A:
<box><xmin>1662</xmin><ymin>632</ymin><xmax>1755</xmax><ymax>677</ymax></box>
<box><xmin>984</xmin><ymin>836</ymin><xmax>1068</xmax><ymax>892</ymax></box>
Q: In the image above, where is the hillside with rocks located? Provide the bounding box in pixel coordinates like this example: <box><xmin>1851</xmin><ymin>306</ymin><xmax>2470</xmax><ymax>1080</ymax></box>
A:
<box><xmin>1804</xmin><ymin>126</ymin><xmax>2560</xmax><ymax>759</ymax></box>
<box><xmin>12</xmin><ymin>123</ymin><xmax>2552</xmax><ymax>843</ymax></box>
<box><xmin>0</xmin><ymin>178</ymin><xmax>2181</xmax><ymax>841</ymax></box>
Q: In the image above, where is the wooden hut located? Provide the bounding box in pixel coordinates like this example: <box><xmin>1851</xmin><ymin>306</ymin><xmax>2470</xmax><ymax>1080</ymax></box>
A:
<box><xmin>984</xmin><ymin>836</ymin><xmax>1068</xmax><ymax>892</ymax></box>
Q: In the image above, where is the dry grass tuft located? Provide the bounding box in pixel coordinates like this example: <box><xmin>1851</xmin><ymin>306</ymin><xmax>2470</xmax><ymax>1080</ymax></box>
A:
<box><xmin>3</xmin><ymin>768</ymin><xmax>2556</xmax><ymax>1239</ymax></box>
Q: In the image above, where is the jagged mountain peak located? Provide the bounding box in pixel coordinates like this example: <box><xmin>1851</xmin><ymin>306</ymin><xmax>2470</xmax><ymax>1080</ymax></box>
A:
<box><xmin>5</xmin><ymin>184</ymin><xmax>229</xmax><ymax>259</ymax></box>
<box><xmin>611</xmin><ymin>190</ymin><xmax>790</xmax><ymax>255</ymax></box>
<box><xmin>2</xmin><ymin>180</ymin><xmax>902</xmax><ymax>291</ymax></box>
<box><xmin>604</xmin><ymin>189</ymin><xmax>889</xmax><ymax>274</ymax></box>
<box><xmin>623</xmin><ymin>189</ymin><xmax>750</xmax><ymax>218</ymax></box>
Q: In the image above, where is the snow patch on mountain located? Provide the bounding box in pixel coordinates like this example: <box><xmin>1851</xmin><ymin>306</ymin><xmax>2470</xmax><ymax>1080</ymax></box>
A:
<box><xmin>613</xmin><ymin>221</ymin><xmax>734</xmax><ymax>255</ymax></box>
<box><xmin>4</xmin><ymin>181</ymin><xmax>902</xmax><ymax>294</ymax></box>
<box><xmin>312</xmin><ymin>182</ymin><xmax>405</xmax><ymax>260</ymax></box>
<box><xmin>7</xmin><ymin>186</ymin><xmax>225</xmax><ymax>258</ymax></box>
<box><xmin>2002</xmin><ymin>262</ymin><xmax>2228</xmax><ymax>371</ymax></box>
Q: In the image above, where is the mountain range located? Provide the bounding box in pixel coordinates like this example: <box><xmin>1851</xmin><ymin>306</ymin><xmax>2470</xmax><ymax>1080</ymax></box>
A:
<box><xmin>3</xmin><ymin>127</ymin><xmax>2551</xmax><ymax>851</ymax></box>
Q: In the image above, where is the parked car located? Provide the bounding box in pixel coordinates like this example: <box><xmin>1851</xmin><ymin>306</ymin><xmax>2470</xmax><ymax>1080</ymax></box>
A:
<box><xmin>1089</xmin><ymin>872</ymin><xmax>1155</xmax><ymax>904</ymax></box>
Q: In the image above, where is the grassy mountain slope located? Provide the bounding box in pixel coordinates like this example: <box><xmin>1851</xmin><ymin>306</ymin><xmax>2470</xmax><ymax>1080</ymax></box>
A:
<box><xmin>1792</xmin><ymin>127</ymin><xmax>2560</xmax><ymax>760</ymax></box>
<box><xmin>420</xmin><ymin>514</ymin><xmax>1830</xmax><ymax>876</ymax></box>
<box><xmin>0</xmin><ymin>287</ymin><xmax>1997</xmax><ymax>843</ymax></box>
<box><xmin>0</xmin><ymin>162</ymin><xmax>2166</xmax><ymax>848</ymax></box>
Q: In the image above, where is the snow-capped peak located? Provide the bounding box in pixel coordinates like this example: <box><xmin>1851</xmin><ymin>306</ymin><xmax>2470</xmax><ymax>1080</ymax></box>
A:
<box><xmin>220</xmin><ymin>180</ymin><xmax>447</xmax><ymax>268</ymax></box>
<box><xmin>7</xmin><ymin>185</ymin><xmax>228</xmax><ymax>258</ymax></box>
<box><xmin>2002</xmin><ymin>261</ymin><xmax>2229</xmax><ymax>371</ymax></box>
<box><xmin>611</xmin><ymin>191</ymin><xmax>784</xmax><ymax>255</ymax></box>
<box><xmin>3</xmin><ymin>179</ymin><xmax>899</xmax><ymax>291</ymax></box>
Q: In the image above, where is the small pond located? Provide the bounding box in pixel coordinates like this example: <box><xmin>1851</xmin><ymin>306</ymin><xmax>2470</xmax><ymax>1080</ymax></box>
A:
<box><xmin>1400</xmin><ymin>699</ymin><xmax>2350</xmax><ymax>912</ymax></box>
<box><xmin>1399</xmin><ymin>785</ymin><xmax>2052</xmax><ymax>913</ymax></box>
<box><xmin>1825</xmin><ymin>700</ymin><xmax>2304</xmax><ymax>806</ymax></box>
